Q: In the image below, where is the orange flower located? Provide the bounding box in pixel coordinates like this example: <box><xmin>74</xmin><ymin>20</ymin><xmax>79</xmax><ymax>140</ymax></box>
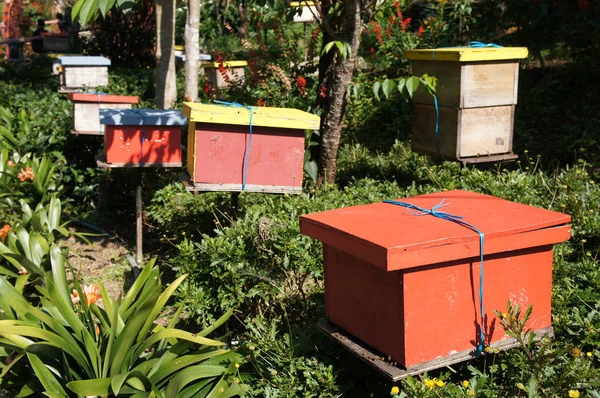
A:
<box><xmin>18</xmin><ymin>267</ymin><xmax>28</xmax><ymax>275</ymax></box>
<box><xmin>71</xmin><ymin>289</ymin><xmax>81</xmax><ymax>304</ymax></box>
<box><xmin>17</xmin><ymin>166</ymin><xmax>35</xmax><ymax>182</ymax></box>
<box><xmin>0</xmin><ymin>224</ymin><xmax>10</xmax><ymax>240</ymax></box>
<box><xmin>82</xmin><ymin>284</ymin><xmax>102</xmax><ymax>305</ymax></box>
<box><xmin>417</xmin><ymin>26</ymin><xmax>424</xmax><ymax>37</ymax></box>
<box><xmin>95</xmin><ymin>324</ymin><xmax>100</xmax><ymax>336</ymax></box>
<box><xmin>6</xmin><ymin>160</ymin><xmax>15</xmax><ymax>167</ymax></box>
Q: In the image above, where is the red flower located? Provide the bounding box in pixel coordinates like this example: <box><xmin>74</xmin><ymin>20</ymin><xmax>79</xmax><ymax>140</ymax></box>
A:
<box><xmin>386</xmin><ymin>26</ymin><xmax>392</xmax><ymax>36</ymax></box>
<box><xmin>394</xmin><ymin>0</ymin><xmax>403</xmax><ymax>19</ymax></box>
<box><xmin>417</xmin><ymin>26</ymin><xmax>424</xmax><ymax>37</ymax></box>
<box><xmin>319</xmin><ymin>85</ymin><xmax>328</xmax><ymax>98</ymax></box>
<box><xmin>296</xmin><ymin>76</ymin><xmax>307</xmax><ymax>95</ymax></box>
<box><xmin>371</xmin><ymin>21</ymin><xmax>383</xmax><ymax>45</ymax></box>
<box><xmin>370</xmin><ymin>47</ymin><xmax>376</xmax><ymax>60</ymax></box>
<box><xmin>403</xmin><ymin>17</ymin><xmax>412</xmax><ymax>28</ymax></box>
<box><xmin>257</xmin><ymin>98</ymin><xmax>266</xmax><ymax>107</ymax></box>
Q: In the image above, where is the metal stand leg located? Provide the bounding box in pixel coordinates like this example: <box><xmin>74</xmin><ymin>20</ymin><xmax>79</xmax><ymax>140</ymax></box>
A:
<box><xmin>136</xmin><ymin>184</ymin><xmax>143</xmax><ymax>265</ymax></box>
<box><xmin>230</xmin><ymin>191</ymin><xmax>240</xmax><ymax>225</ymax></box>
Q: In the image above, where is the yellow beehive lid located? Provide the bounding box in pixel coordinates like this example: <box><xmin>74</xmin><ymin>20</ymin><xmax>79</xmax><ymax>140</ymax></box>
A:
<box><xmin>200</xmin><ymin>60</ymin><xmax>248</xmax><ymax>68</ymax></box>
<box><xmin>289</xmin><ymin>1</ymin><xmax>315</xmax><ymax>6</ymax></box>
<box><xmin>183</xmin><ymin>102</ymin><xmax>320</xmax><ymax>130</ymax></box>
<box><xmin>404</xmin><ymin>47</ymin><xmax>528</xmax><ymax>62</ymax></box>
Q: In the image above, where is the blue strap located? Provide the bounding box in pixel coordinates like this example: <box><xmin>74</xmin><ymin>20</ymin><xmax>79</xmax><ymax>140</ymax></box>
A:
<box><xmin>214</xmin><ymin>100</ymin><xmax>255</xmax><ymax>191</ymax></box>
<box><xmin>468</xmin><ymin>41</ymin><xmax>503</xmax><ymax>48</ymax></box>
<box><xmin>384</xmin><ymin>199</ymin><xmax>486</xmax><ymax>356</ymax></box>
<box><xmin>433</xmin><ymin>95</ymin><xmax>440</xmax><ymax>156</ymax></box>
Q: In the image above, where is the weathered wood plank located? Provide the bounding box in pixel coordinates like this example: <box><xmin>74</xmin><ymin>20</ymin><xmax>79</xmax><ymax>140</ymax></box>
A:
<box><xmin>180</xmin><ymin>173</ymin><xmax>302</xmax><ymax>194</ymax></box>
<box><xmin>412</xmin><ymin>104</ymin><xmax>458</xmax><ymax>159</ymax></box>
<box><xmin>459</xmin><ymin>106</ymin><xmax>514</xmax><ymax>157</ymax></box>
<box><xmin>62</xmin><ymin>66</ymin><xmax>109</xmax><ymax>89</ymax></box>
<box><xmin>73</xmin><ymin>102</ymin><xmax>133</xmax><ymax>135</ymax></box>
<box><xmin>411</xmin><ymin>60</ymin><xmax>461</xmax><ymax>108</ymax></box>
<box><xmin>96</xmin><ymin>154</ymin><xmax>181</xmax><ymax>168</ymax></box>
<box><xmin>461</xmin><ymin>61</ymin><xmax>518</xmax><ymax>108</ymax></box>
<box><xmin>317</xmin><ymin>319</ymin><xmax>554</xmax><ymax>382</ymax></box>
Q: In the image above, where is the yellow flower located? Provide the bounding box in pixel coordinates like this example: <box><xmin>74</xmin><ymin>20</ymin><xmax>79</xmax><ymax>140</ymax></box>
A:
<box><xmin>568</xmin><ymin>390</ymin><xmax>580</xmax><ymax>398</ymax></box>
<box><xmin>424</xmin><ymin>379</ymin><xmax>435</xmax><ymax>389</ymax></box>
<box><xmin>235</xmin><ymin>363</ymin><xmax>240</xmax><ymax>369</ymax></box>
<box><xmin>586</xmin><ymin>352</ymin><xmax>593</xmax><ymax>358</ymax></box>
<box><xmin>462</xmin><ymin>380</ymin><xmax>469</xmax><ymax>388</ymax></box>
<box><xmin>391</xmin><ymin>386</ymin><xmax>400</xmax><ymax>395</ymax></box>
<box><xmin>493</xmin><ymin>348</ymin><xmax>500</xmax><ymax>354</ymax></box>
<box><xmin>517</xmin><ymin>383</ymin><xmax>525</xmax><ymax>390</ymax></box>
<box><xmin>484</xmin><ymin>347</ymin><xmax>491</xmax><ymax>353</ymax></box>
<box><xmin>467</xmin><ymin>390</ymin><xmax>475</xmax><ymax>396</ymax></box>
<box><xmin>571</xmin><ymin>347</ymin><xmax>582</xmax><ymax>358</ymax></box>
<box><xmin>435</xmin><ymin>379</ymin><xmax>444</xmax><ymax>387</ymax></box>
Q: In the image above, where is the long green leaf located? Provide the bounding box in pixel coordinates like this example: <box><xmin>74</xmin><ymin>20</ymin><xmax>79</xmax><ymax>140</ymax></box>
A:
<box><xmin>134</xmin><ymin>329</ymin><xmax>224</xmax><ymax>360</ymax></box>
<box><xmin>66</xmin><ymin>378</ymin><xmax>112</xmax><ymax>395</ymax></box>
<box><xmin>137</xmin><ymin>274</ymin><xmax>187</xmax><ymax>343</ymax></box>
<box><xmin>119</xmin><ymin>259</ymin><xmax>156</xmax><ymax>316</ymax></box>
<box><xmin>149</xmin><ymin>349</ymin><xmax>229</xmax><ymax>386</ymax></box>
<box><xmin>50</xmin><ymin>245</ymin><xmax>70</xmax><ymax>305</ymax></box>
<box><xmin>110</xmin><ymin>291</ymin><xmax>159</xmax><ymax>376</ymax></box>
<box><xmin>26</xmin><ymin>352</ymin><xmax>67</xmax><ymax>396</ymax></box>
<box><xmin>164</xmin><ymin>365</ymin><xmax>227</xmax><ymax>397</ymax></box>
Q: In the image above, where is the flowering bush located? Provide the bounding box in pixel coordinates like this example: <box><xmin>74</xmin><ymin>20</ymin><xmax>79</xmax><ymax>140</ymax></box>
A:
<box><xmin>0</xmin><ymin>258</ymin><xmax>247</xmax><ymax>396</ymax></box>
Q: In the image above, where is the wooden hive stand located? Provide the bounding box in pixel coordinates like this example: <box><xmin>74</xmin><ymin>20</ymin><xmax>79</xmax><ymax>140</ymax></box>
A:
<box><xmin>404</xmin><ymin>47</ymin><xmax>528</xmax><ymax>163</ymax></box>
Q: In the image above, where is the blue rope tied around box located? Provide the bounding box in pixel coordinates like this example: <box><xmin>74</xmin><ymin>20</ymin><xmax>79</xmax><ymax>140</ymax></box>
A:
<box><xmin>430</xmin><ymin>42</ymin><xmax>503</xmax><ymax>158</ymax></box>
<box><xmin>213</xmin><ymin>100</ymin><xmax>255</xmax><ymax>191</ymax></box>
<box><xmin>383</xmin><ymin>198</ymin><xmax>486</xmax><ymax>356</ymax></box>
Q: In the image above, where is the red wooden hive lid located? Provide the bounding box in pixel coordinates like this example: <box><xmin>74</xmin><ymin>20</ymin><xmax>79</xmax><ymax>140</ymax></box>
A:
<box><xmin>67</xmin><ymin>93</ymin><xmax>139</xmax><ymax>104</ymax></box>
<box><xmin>300</xmin><ymin>190</ymin><xmax>571</xmax><ymax>272</ymax></box>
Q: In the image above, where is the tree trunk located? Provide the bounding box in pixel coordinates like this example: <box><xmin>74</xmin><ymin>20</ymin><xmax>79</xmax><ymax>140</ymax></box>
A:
<box><xmin>155</xmin><ymin>0</ymin><xmax>177</xmax><ymax>109</ymax></box>
<box><xmin>236</xmin><ymin>0</ymin><xmax>248</xmax><ymax>38</ymax></box>
<box><xmin>317</xmin><ymin>0</ymin><xmax>362</xmax><ymax>185</ymax></box>
<box><xmin>184</xmin><ymin>0</ymin><xmax>200</xmax><ymax>101</ymax></box>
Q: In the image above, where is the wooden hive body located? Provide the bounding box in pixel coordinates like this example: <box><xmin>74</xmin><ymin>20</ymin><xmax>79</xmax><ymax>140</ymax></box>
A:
<box><xmin>183</xmin><ymin>102</ymin><xmax>320</xmax><ymax>193</ymax></box>
<box><xmin>405</xmin><ymin>48</ymin><xmax>528</xmax><ymax>163</ymax></box>
<box><xmin>57</xmin><ymin>56</ymin><xmax>111</xmax><ymax>92</ymax></box>
<box><xmin>300</xmin><ymin>190</ymin><xmax>571</xmax><ymax>368</ymax></box>
<box><xmin>68</xmin><ymin>93</ymin><xmax>139</xmax><ymax>135</ymax></box>
<box><xmin>99</xmin><ymin>109</ymin><xmax>186</xmax><ymax>167</ymax></box>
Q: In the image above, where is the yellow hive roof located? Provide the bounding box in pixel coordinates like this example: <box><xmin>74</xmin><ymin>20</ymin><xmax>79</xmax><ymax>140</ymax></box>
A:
<box><xmin>183</xmin><ymin>102</ymin><xmax>320</xmax><ymax>130</ymax></box>
<box><xmin>404</xmin><ymin>47</ymin><xmax>528</xmax><ymax>62</ymax></box>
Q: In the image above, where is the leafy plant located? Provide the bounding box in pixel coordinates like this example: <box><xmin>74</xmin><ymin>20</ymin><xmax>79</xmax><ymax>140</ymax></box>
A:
<box><xmin>0</xmin><ymin>257</ymin><xmax>248</xmax><ymax>397</ymax></box>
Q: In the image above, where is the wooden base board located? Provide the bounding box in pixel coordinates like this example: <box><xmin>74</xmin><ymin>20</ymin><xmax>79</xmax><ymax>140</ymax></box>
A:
<box><xmin>96</xmin><ymin>154</ymin><xmax>182</xmax><ymax>169</ymax></box>
<box><xmin>317</xmin><ymin>319</ymin><xmax>553</xmax><ymax>381</ymax></box>
<box><xmin>180</xmin><ymin>173</ymin><xmax>302</xmax><ymax>194</ymax></box>
<box><xmin>70</xmin><ymin>130</ymin><xmax>103</xmax><ymax>136</ymax></box>
<box><xmin>414</xmin><ymin>148</ymin><xmax>519</xmax><ymax>164</ymax></box>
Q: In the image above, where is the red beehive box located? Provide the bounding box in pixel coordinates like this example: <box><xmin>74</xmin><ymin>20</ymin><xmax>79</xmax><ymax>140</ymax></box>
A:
<box><xmin>300</xmin><ymin>190</ymin><xmax>571</xmax><ymax>369</ymax></box>
<box><xmin>99</xmin><ymin>109</ymin><xmax>186</xmax><ymax>166</ymax></box>
<box><xmin>182</xmin><ymin>102</ymin><xmax>320</xmax><ymax>193</ymax></box>
<box><xmin>68</xmin><ymin>93</ymin><xmax>139</xmax><ymax>135</ymax></box>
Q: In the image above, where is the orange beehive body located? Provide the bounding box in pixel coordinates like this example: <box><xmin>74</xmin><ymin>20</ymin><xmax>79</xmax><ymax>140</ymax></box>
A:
<box><xmin>183</xmin><ymin>103</ymin><xmax>320</xmax><ymax>193</ymax></box>
<box><xmin>300</xmin><ymin>190</ymin><xmax>571</xmax><ymax>368</ymax></box>
<box><xmin>192</xmin><ymin>123</ymin><xmax>304</xmax><ymax>188</ymax></box>
<box><xmin>100</xmin><ymin>109</ymin><xmax>186</xmax><ymax>166</ymax></box>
